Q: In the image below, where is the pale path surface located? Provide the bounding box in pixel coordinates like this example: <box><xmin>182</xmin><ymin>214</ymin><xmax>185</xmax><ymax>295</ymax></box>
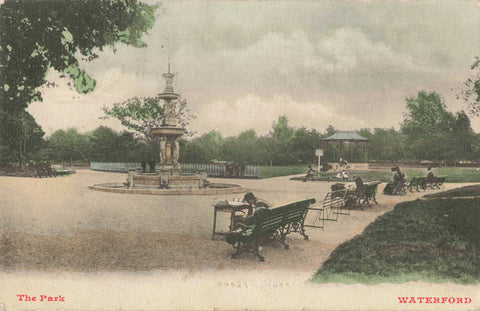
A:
<box><xmin>0</xmin><ymin>170</ymin><xmax>479</xmax><ymax>310</ymax></box>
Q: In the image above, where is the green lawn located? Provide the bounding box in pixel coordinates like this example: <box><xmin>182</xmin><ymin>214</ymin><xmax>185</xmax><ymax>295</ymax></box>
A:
<box><xmin>259</xmin><ymin>165</ymin><xmax>308</xmax><ymax>179</ymax></box>
<box><xmin>283</xmin><ymin>166</ymin><xmax>480</xmax><ymax>183</ymax></box>
<box><xmin>312</xmin><ymin>185</ymin><xmax>480</xmax><ymax>285</ymax></box>
<box><xmin>348</xmin><ymin>168</ymin><xmax>480</xmax><ymax>183</ymax></box>
<box><xmin>425</xmin><ymin>184</ymin><xmax>480</xmax><ymax>198</ymax></box>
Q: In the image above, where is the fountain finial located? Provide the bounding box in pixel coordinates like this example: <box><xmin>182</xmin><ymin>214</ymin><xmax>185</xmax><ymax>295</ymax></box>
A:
<box><xmin>163</xmin><ymin>62</ymin><xmax>175</xmax><ymax>93</ymax></box>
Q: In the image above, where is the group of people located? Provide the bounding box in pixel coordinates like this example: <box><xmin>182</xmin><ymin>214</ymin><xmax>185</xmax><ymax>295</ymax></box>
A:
<box><xmin>140</xmin><ymin>160</ymin><xmax>156</xmax><ymax>173</ymax></box>
<box><xmin>304</xmin><ymin>158</ymin><xmax>349</xmax><ymax>182</ymax></box>
<box><xmin>224</xmin><ymin>161</ymin><xmax>246</xmax><ymax>178</ymax></box>
<box><xmin>383</xmin><ymin>166</ymin><xmax>438</xmax><ymax>195</ymax></box>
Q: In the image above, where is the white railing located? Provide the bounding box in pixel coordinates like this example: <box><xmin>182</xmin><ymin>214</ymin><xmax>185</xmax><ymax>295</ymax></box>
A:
<box><xmin>90</xmin><ymin>162</ymin><xmax>141</xmax><ymax>172</ymax></box>
<box><xmin>90</xmin><ymin>162</ymin><xmax>260</xmax><ymax>178</ymax></box>
<box><xmin>182</xmin><ymin>163</ymin><xmax>260</xmax><ymax>178</ymax></box>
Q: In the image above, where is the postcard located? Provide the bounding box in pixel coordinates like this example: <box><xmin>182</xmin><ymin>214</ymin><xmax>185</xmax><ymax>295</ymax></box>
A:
<box><xmin>1</xmin><ymin>1</ymin><xmax>480</xmax><ymax>310</ymax></box>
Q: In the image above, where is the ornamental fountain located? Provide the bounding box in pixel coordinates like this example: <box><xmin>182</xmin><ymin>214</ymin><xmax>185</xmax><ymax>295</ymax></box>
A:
<box><xmin>89</xmin><ymin>64</ymin><xmax>244</xmax><ymax>195</ymax></box>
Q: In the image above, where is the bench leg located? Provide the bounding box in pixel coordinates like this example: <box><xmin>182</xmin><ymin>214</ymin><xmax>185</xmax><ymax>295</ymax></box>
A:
<box><xmin>253</xmin><ymin>242</ymin><xmax>265</xmax><ymax>262</ymax></box>
<box><xmin>231</xmin><ymin>244</ymin><xmax>245</xmax><ymax>259</ymax></box>
<box><xmin>299</xmin><ymin>223</ymin><xmax>309</xmax><ymax>240</ymax></box>
<box><xmin>280</xmin><ymin>234</ymin><xmax>290</xmax><ymax>249</ymax></box>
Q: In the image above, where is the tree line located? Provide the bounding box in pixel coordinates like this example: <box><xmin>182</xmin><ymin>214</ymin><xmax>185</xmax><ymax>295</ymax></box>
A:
<box><xmin>1</xmin><ymin>90</ymin><xmax>479</xmax><ymax>166</ymax></box>
<box><xmin>1</xmin><ymin>1</ymin><xmax>480</xmax><ymax>167</ymax></box>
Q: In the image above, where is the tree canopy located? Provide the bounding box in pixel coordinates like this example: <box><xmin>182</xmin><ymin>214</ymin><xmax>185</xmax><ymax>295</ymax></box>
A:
<box><xmin>461</xmin><ymin>57</ymin><xmax>480</xmax><ymax>116</ymax></box>
<box><xmin>0</xmin><ymin>0</ymin><xmax>157</xmax><ymax>112</ymax></box>
<box><xmin>401</xmin><ymin>91</ymin><xmax>478</xmax><ymax>161</ymax></box>
<box><xmin>0</xmin><ymin>0</ymin><xmax>157</xmax><ymax>163</ymax></box>
<box><xmin>102</xmin><ymin>96</ymin><xmax>194</xmax><ymax>143</ymax></box>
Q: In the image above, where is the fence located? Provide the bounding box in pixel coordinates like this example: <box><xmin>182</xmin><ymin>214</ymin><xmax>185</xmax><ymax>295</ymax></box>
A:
<box><xmin>181</xmin><ymin>163</ymin><xmax>260</xmax><ymax>178</ymax></box>
<box><xmin>90</xmin><ymin>162</ymin><xmax>141</xmax><ymax>172</ymax></box>
<box><xmin>90</xmin><ymin>162</ymin><xmax>260</xmax><ymax>178</ymax></box>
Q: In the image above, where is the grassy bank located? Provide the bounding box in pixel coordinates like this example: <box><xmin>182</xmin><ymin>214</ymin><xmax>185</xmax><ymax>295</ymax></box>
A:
<box><xmin>312</xmin><ymin>185</ymin><xmax>480</xmax><ymax>285</ymax></box>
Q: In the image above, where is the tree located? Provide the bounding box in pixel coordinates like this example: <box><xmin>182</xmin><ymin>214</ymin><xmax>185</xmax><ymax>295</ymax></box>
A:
<box><xmin>0</xmin><ymin>110</ymin><xmax>45</xmax><ymax>165</ymax></box>
<box><xmin>0</xmin><ymin>0</ymin><xmax>157</xmax><ymax>112</ymax></box>
<box><xmin>460</xmin><ymin>57</ymin><xmax>480</xmax><ymax>116</ymax></box>
<box><xmin>272</xmin><ymin>115</ymin><xmax>294</xmax><ymax>141</ymax></box>
<box><xmin>0</xmin><ymin>0</ymin><xmax>157</xmax><ymax>163</ymax></box>
<box><xmin>102</xmin><ymin>96</ymin><xmax>195</xmax><ymax>143</ymax></box>
<box><xmin>180</xmin><ymin>131</ymin><xmax>224</xmax><ymax>163</ymax></box>
<box><xmin>360</xmin><ymin>128</ymin><xmax>407</xmax><ymax>161</ymax></box>
<box><xmin>290</xmin><ymin>127</ymin><xmax>322</xmax><ymax>165</ymax></box>
<box><xmin>271</xmin><ymin>116</ymin><xmax>295</xmax><ymax>165</ymax></box>
<box><xmin>43</xmin><ymin>128</ymin><xmax>90</xmax><ymax>162</ymax></box>
<box><xmin>401</xmin><ymin>91</ymin><xmax>477</xmax><ymax>161</ymax></box>
<box><xmin>102</xmin><ymin>96</ymin><xmax>164</xmax><ymax>143</ymax></box>
<box><xmin>223</xmin><ymin>130</ymin><xmax>257</xmax><ymax>163</ymax></box>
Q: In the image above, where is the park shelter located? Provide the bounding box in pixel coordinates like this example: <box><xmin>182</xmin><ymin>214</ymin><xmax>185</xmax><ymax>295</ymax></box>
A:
<box><xmin>322</xmin><ymin>131</ymin><xmax>369</xmax><ymax>162</ymax></box>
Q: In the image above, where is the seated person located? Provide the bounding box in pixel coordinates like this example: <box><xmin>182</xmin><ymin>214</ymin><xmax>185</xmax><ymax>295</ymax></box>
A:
<box><xmin>384</xmin><ymin>166</ymin><xmax>406</xmax><ymax>195</ymax></box>
<box><xmin>383</xmin><ymin>167</ymin><xmax>398</xmax><ymax>195</ymax></box>
<box><xmin>336</xmin><ymin>169</ymin><xmax>349</xmax><ymax>181</ymax></box>
<box><xmin>353</xmin><ymin>175</ymin><xmax>365</xmax><ymax>193</ymax></box>
<box><xmin>338</xmin><ymin>158</ymin><xmax>348</xmax><ymax>167</ymax></box>
<box><xmin>303</xmin><ymin>165</ymin><xmax>316</xmax><ymax>182</ymax></box>
<box><xmin>426</xmin><ymin>167</ymin><xmax>436</xmax><ymax>185</ymax></box>
<box><xmin>243</xmin><ymin>192</ymin><xmax>270</xmax><ymax>216</ymax></box>
<box><xmin>320</xmin><ymin>160</ymin><xmax>332</xmax><ymax>172</ymax></box>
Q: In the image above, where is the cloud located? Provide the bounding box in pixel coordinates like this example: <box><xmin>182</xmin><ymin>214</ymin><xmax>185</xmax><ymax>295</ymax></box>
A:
<box><xmin>189</xmin><ymin>94</ymin><xmax>369</xmax><ymax>138</ymax></box>
<box><xmin>27</xmin><ymin>1</ymin><xmax>480</xmax><ymax>136</ymax></box>
<box><xmin>318</xmin><ymin>27</ymin><xmax>425</xmax><ymax>74</ymax></box>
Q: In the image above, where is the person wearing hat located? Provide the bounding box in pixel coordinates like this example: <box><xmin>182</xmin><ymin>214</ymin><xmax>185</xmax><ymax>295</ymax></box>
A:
<box><xmin>393</xmin><ymin>166</ymin><xmax>406</xmax><ymax>195</ymax></box>
<box><xmin>243</xmin><ymin>192</ymin><xmax>270</xmax><ymax>216</ymax></box>
<box><xmin>425</xmin><ymin>167</ymin><xmax>437</xmax><ymax>187</ymax></box>
<box><xmin>383</xmin><ymin>167</ymin><xmax>398</xmax><ymax>195</ymax></box>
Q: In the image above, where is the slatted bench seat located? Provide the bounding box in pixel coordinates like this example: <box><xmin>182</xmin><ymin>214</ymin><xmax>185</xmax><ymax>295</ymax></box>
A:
<box><xmin>225</xmin><ymin>198</ymin><xmax>316</xmax><ymax>262</ymax></box>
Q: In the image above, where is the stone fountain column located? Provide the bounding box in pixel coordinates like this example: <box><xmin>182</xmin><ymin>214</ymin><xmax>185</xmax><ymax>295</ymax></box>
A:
<box><xmin>151</xmin><ymin>66</ymin><xmax>185</xmax><ymax>180</ymax></box>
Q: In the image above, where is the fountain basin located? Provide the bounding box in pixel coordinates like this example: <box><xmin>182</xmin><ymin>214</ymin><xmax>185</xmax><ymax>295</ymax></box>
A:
<box><xmin>89</xmin><ymin>182</ymin><xmax>245</xmax><ymax>195</ymax></box>
<box><xmin>131</xmin><ymin>173</ymin><xmax>208</xmax><ymax>189</ymax></box>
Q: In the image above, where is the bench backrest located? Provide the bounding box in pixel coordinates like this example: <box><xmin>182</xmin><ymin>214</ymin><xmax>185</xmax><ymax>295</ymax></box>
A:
<box><xmin>251</xmin><ymin>198</ymin><xmax>316</xmax><ymax>238</ymax></box>
<box><xmin>323</xmin><ymin>189</ymin><xmax>347</xmax><ymax>208</ymax></box>
<box><xmin>364</xmin><ymin>182</ymin><xmax>380</xmax><ymax>196</ymax></box>
<box><xmin>410</xmin><ymin>176</ymin><xmax>419</xmax><ymax>185</ymax></box>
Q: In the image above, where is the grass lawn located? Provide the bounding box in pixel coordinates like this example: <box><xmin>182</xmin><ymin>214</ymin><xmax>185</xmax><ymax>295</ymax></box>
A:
<box><xmin>312</xmin><ymin>185</ymin><xmax>480</xmax><ymax>285</ymax></box>
<box><xmin>425</xmin><ymin>184</ymin><xmax>480</xmax><ymax>198</ymax></box>
<box><xmin>259</xmin><ymin>165</ymin><xmax>308</xmax><ymax>179</ymax></box>
<box><xmin>348</xmin><ymin>168</ymin><xmax>480</xmax><ymax>183</ymax></box>
<box><xmin>286</xmin><ymin>167</ymin><xmax>480</xmax><ymax>183</ymax></box>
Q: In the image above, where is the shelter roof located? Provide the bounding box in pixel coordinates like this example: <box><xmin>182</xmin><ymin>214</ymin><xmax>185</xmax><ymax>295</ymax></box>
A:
<box><xmin>322</xmin><ymin>131</ymin><xmax>368</xmax><ymax>142</ymax></box>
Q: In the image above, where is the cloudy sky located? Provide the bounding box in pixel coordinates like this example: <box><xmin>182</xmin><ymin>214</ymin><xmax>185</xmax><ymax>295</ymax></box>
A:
<box><xmin>27</xmin><ymin>1</ymin><xmax>480</xmax><ymax>138</ymax></box>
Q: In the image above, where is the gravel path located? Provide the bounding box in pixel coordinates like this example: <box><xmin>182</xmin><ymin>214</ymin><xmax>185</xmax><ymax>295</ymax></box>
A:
<box><xmin>1</xmin><ymin>171</ymin><xmax>478</xmax><ymax>310</ymax></box>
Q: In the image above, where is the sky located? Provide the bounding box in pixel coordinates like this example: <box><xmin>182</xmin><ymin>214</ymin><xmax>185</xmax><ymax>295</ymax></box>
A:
<box><xmin>27</xmin><ymin>0</ymin><xmax>480</xmax><ymax>138</ymax></box>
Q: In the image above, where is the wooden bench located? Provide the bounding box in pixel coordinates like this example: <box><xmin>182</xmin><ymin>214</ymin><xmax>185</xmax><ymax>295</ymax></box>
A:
<box><xmin>409</xmin><ymin>175</ymin><xmax>446</xmax><ymax>191</ymax></box>
<box><xmin>408</xmin><ymin>176</ymin><xmax>427</xmax><ymax>192</ymax></box>
<box><xmin>225</xmin><ymin>198</ymin><xmax>316</xmax><ymax>262</ymax></box>
<box><xmin>432</xmin><ymin>175</ymin><xmax>447</xmax><ymax>188</ymax></box>
<box><xmin>408</xmin><ymin>176</ymin><xmax>420</xmax><ymax>192</ymax></box>
<box><xmin>355</xmin><ymin>180</ymin><xmax>381</xmax><ymax>207</ymax></box>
